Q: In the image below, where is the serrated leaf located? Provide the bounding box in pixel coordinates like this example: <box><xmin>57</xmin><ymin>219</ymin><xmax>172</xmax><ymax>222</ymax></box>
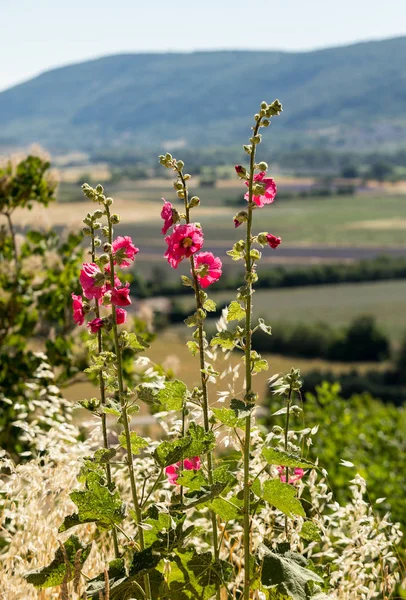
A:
<box><xmin>253</xmin><ymin>479</ymin><xmax>305</xmax><ymax>518</ymax></box>
<box><xmin>209</xmin><ymin>497</ymin><xmax>241</xmax><ymax>521</ymax></box>
<box><xmin>176</xmin><ymin>469</ymin><xmax>207</xmax><ymax>491</ymax></box>
<box><xmin>186</xmin><ymin>341</ymin><xmax>199</xmax><ymax>356</ymax></box>
<box><xmin>227</xmin><ymin>301</ymin><xmax>246</xmax><ymax>322</ymax></box>
<box><xmin>258</xmin><ymin>318</ymin><xmax>272</xmax><ymax>335</ymax></box>
<box><xmin>253</xmin><ymin>358</ymin><xmax>269</xmax><ymax>373</ymax></box>
<box><xmin>230</xmin><ymin>398</ymin><xmax>255</xmax><ymax>419</ymax></box>
<box><xmin>24</xmin><ymin>535</ymin><xmax>91</xmax><ymax>589</ymax></box>
<box><xmin>300</xmin><ymin>521</ymin><xmax>322</xmax><ymax>542</ymax></box>
<box><xmin>212</xmin><ymin>407</ymin><xmax>246</xmax><ymax>429</ymax></box>
<box><xmin>261</xmin><ymin>545</ymin><xmax>323</xmax><ymax>599</ymax></box>
<box><xmin>212</xmin><ymin>465</ymin><xmax>237</xmax><ymax>489</ymax></box>
<box><xmin>210</xmin><ymin>331</ymin><xmax>236</xmax><ymax>350</ymax></box>
<box><xmin>262</xmin><ymin>447</ymin><xmax>315</xmax><ymax>469</ymax></box>
<box><xmin>125</xmin><ymin>333</ymin><xmax>149</xmax><ymax>352</ymax></box>
<box><xmin>203</xmin><ymin>299</ymin><xmax>216</xmax><ymax>312</ymax></box>
<box><xmin>157</xmin><ymin>379</ymin><xmax>187</xmax><ymax>411</ymax></box>
<box><xmin>154</xmin><ymin>423</ymin><xmax>215</xmax><ymax>468</ymax></box>
<box><xmin>119</xmin><ymin>431</ymin><xmax>148</xmax><ymax>455</ymax></box>
<box><xmin>60</xmin><ymin>479</ymin><xmax>125</xmax><ymax>532</ymax></box>
<box><xmin>184</xmin><ymin>315</ymin><xmax>198</xmax><ymax>327</ymax></box>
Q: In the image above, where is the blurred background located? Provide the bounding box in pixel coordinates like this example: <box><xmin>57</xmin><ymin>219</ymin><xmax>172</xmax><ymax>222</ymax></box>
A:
<box><xmin>1</xmin><ymin>0</ymin><xmax>406</xmax><ymax>531</ymax></box>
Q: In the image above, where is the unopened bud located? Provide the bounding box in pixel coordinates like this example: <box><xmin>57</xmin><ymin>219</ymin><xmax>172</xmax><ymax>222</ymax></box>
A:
<box><xmin>105</xmin><ymin>197</ymin><xmax>113</xmax><ymax>206</ymax></box>
<box><xmin>254</xmin><ymin>113</ymin><xmax>261</xmax><ymax>121</ymax></box>
<box><xmin>103</xmin><ymin>243</ymin><xmax>112</xmax><ymax>253</ymax></box>
<box><xmin>235</xmin><ymin>165</ymin><xmax>248</xmax><ymax>179</ymax></box>
<box><xmin>94</xmin><ymin>238</ymin><xmax>101</xmax><ymax>247</ymax></box>
<box><xmin>93</xmin><ymin>209</ymin><xmax>104</xmax><ymax>218</ymax></box>
<box><xmin>250</xmin><ymin>248</ymin><xmax>261</xmax><ymax>260</ymax></box>
<box><xmin>82</xmin><ymin>227</ymin><xmax>92</xmax><ymax>236</ymax></box>
<box><xmin>196</xmin><ymin>308</ymin><xmax>206</xmax><ymax>321</ymax></box>
<box><xmin>260</xmin><ymin>101</ymin><xmax>267</xmax><ymax>109</ymax></box>
<box><xmin>243</xmin><ymin>145</ymin><xmax>253</xmax><ymax>155</ymax></box>
<box><xmin>245</xmin><ymin>271</ymin><xmax>258</xmax><ymax>284</ymax></box>
<box><xmin>93</xmin><ymin>222</ymin><xmax>101</xmax><ymax>230</ymax></box>
<box><xmin>235</xmin><ymin>239</ymin><xmax>246</xmax><ymax>251</ymax></box>
<box><xmin>98</xmin><ymin>253</ymin><xmax>109</xmax><ymax>265</ymax></box>
<box><xmin>262</xmin><ymin>119</ymin><xmax>270</xmax><ymax>127</ymax></box>
<box><xmin>95</xmin><ymin>184</ymin><xmax>104</xmax><ymax>195</ymax></box>
<box><xmin>101</xmin><ymin>226</ymin><xmax>109</xmax><ymax>237</ymax></box>
<box><xmin>82</xmin><ymin>302</ymin><xmax>91</xmax><ymax>313</ymax></box>
<box><xmin>233</xmin><ymin>211</ymin><xmax>248</xmax><ymax>228</ymax></box>
<box><xmin>257</xmin><ymin>232</ymin><xmax>268</xmax><ymax>246</ymax></box>
<box><xmin>250</xmin><ymin>134</ymin><xmax>262</xmax><ymax>145</ymax></box>
<box><xmin>176</xmin><ymin>189</ymin><xmax>185</xmax><ymax>199</ymax></box>
<box><xmin>257</xmin><ymin>161</ymin><xmax>268</xmax><ymax>172</ymax></box>
<box><xmin>165</xmin><ymin>152</ymin><xmax>172</xmax><ymax>161</ymax></box>
<box><xmin>102</xmin><ymin>292</ymin><xmax>112</xmax><ymax>306</ymax></box>
<box><xmin>184</xmin><ymin>173</ymin><xmax>191</xmax><ymax>180</ymax></box>
<box><xmin>110</xmin><ymin>213</ymin><xmax>120</xmax><ymax>224</ymax></box>
<box><xmin>189</xmin><ymin>196</ymin><xmax>200</xmax><ymax>208</ymax></box>
<box><xmin>176</xmin><ymin>160</ymin><xmax>185</xmax><ymax>170</ymax></box>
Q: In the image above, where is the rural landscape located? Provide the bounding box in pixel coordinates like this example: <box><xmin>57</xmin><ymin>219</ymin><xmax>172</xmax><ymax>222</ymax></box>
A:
<box><xmin>1</xmin><ymin>11</ymin><xmax>406</xmax><ymax>600</ymax></box>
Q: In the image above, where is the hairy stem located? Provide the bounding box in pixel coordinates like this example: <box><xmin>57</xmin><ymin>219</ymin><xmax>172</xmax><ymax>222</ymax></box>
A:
<box><xmin>243</xmin><ymin>119</ymin><xmax>261</xmax><ymax>600</ymax></box>
<box><xmin>179</xmin><ymin>170</ymin><xmax>220</xmax><ymax>579</ymax></box>
<box><xmin>284</xmin><ymin>385</ymin><xmax>293</xmax><ymax>539</ymax></box>
<box><xmin>105</xmin><ymin>204</ymin><xmax>152</xmax><ymax>600</ymax></box>
<box><xmin>91</xmin><ymin>228</ymin><xmax>120</xmax><ymax>559</ymax></box>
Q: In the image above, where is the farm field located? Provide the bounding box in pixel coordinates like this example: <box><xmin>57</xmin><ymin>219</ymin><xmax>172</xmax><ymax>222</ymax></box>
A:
<box><xmin>169</xmin><ymin>279</ymin><xmax>406</xmax><ymax>343</ymax></box>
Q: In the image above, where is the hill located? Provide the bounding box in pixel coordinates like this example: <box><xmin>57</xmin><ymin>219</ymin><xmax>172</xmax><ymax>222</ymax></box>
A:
<box><xmin>0</xmin><ymin>37</ymin><xmax>406</xmax><ymax>152</ymax></box>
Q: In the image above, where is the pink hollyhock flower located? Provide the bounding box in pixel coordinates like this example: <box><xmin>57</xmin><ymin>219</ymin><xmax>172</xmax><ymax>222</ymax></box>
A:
<box><xmin>80</xmin><ymin>263</ymin><xmax>105</xmax><ymax>300</ymax></box>
<box><xmin>112</xmin><ymin>236</ymin><xmax>139</xmax><ymax>268</ymax></box>
<box><xmin>234</xmin><ymin>218</ymin><xmax>242</xmax><ymax>228</ymax></box>
<box><xmin>87</xmin><ymin>317</ymin><xmax>104</xmax><ymax>334</ymax></box>
<box><xmin>115</xmin><ymin>308</ymin><xmax>127</xmax><ymax>324</ymax></box>
<box><xmin>164</xmin><ymin>223</ymin><xmax>204</xmax><ymax>269</ymax></box>
<box><xmin>235</xmin><ymin>165</ymin><xmax>247</xmax><ymax>178</ymax></box>
<box><xmin>244</xmin><ymin>172</ymin><xmax>277</xmax><ymax>207</ymax></box>
<box><xmin>161</xmin><ymin>199</ymin><xmax>175</xmax><ymax>235</ymax></box>
<box><xmin>277</xmin><ymin>466</ymin><xmax>305</xmax><ymax>484</ymax></box>
<box><xmin>165</xmin><ymin>456</ymin><xmax>202</xmax><ymax>485</ymax></box>
<box><xmin>111</xmin><ymin>283</ymin><xmax>131</xmax><ymax>307</ymax></box>
<box><xmin>71</xmin><ymin>293</ymin><xmax>85</xmax><ymax>326</ymax></box>
<box><xmin>193</xmin><ymin>252</ymin><xmax>222</xmax><ymax>288</ymax></box>
<box><xmin>266</xmin><ymin>234</ymin><xmax>282</xmax><ymax>249</ymax></box>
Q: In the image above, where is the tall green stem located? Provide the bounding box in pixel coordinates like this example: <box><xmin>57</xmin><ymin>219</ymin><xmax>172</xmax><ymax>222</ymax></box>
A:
<box><xmin>243</xmin><ymin>119</ymin><xmax>261</xmax><ymax>600</ymax></box>
<box><xmin>284</xmin><ymin>385</ymin><xmax>293</xmax><ymax>539</ymax></box>
<box><xmin>105</xmin><ymin>205</ymin><xmax>152</xmax><ymax>600</ymax></box>
<box><xmin>179</xmin><ymin>171</ymin><xmax>220</xmax><ymax>580</ymax></box>
<box><xmin>91</xmin><ymin>229</ymin><xmax>120</xmax><ymax>559</ymax></box>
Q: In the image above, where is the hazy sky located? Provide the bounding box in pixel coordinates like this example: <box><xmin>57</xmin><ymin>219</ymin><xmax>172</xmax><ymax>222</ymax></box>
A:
<box><xmin>1</xmin><ymin>0</ymin><xmax>405</xmax><ymax>91</ymax></box>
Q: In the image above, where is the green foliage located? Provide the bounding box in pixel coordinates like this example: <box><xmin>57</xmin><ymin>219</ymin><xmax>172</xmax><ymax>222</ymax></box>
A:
<box><xmin>252</xmin><ymin>479</ymin><xmax>305</xmax><ymax>518</ymax></box>
<box><xmin>24</xmin><ymin>535</ymin><xmax>91</xmax><ymax>589</ymax></box>
<box><xmin>154</xmin><ymin>423</ymin><xmax>215</xmax><ymax>467</ymax></box>
<box><xmin>262</xmin><ymin>447</ymin><xmax>315</xmax><ymax>469</ymax></box>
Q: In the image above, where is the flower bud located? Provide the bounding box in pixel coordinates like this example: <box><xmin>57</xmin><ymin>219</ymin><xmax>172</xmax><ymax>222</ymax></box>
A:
<box><xmin>233</xmin><ymin>211</ymin><xmax>248</xmax><ymax>228</ymax></box>
<box><xmin>82</xmin><ymin>302</ymin><xmax>91</xmax><ymax>313</ymax></box>
<box><xmin>189</xmin><ymin>196</ymin><xmax>200</xmax><ymax>208</ymax></box>
<box><xmin>196</xmin><ymin>308</ymin><xmax>206</xmax><ymax>321</ymax></box>
<box><xmin>176</xmin><ymin>160</ymin><xmax>185</xmax><ymax>171</ymax></box>
<box><xmin>176</xmin><ymin>189</ymin><xmax>185</xmax><ymax>199</ymax></box>
<box><xmin>103</xmin><ymin>243</ymin><xmax>112</xmax><ymax>253</ymax></box>
<box><xmin>82</xmin><ymin>226</ymin><xmax>92</xmax><ymax>236</ymax></box>
<box><xmin>250</xmin><ymin>248</ymin><xmax>261</xmax><ymax>260</ymax></box>
<box><xmin>83</xmin><ymin>215</ymin><xmax>92</xmax><ymax>226</ymax></box>
<box><xmin>257</xmin><ymin>161</ymin><xmax>268</xmax><ymax>172</ymax></box>
<box><xmin>250</xmin><ymin>134</ymin><xmax>262</xmax><ymax>145</ymax></box>
<box><xmin>243</xmin><ymin>145</ymin><xmax>253</xmax><ymax>155</ymax></box>
<box><xmin>105</xmin><ymin>197</ymin><xmax>113</xmax><ymax>206</ymax></box>
<box><xmin>245</xmin><ymin>271</ymin><xmax>258</xmax><ymax>284</ymax></box>
<box><xmin>257</xmin><ymin>232</ymin><xmax>268</xmax><ymax>246</ymax></box>
<box><xmin>254</xmin><ymin>113</ymin><xmax>261</xmax><ymax>121</ymax></box>
<box><xmin>98</xmin><ymin>253</ymin><xmax>110</xmax><ymax>265</ymax></box>
<box><xmin>93</xmin><ymin>222</ymin><xmax>101</xmax><ymax>230</ymax></box>
<box><xmin>174</xmin><ymin>181</ymin><xmax>183</xmax><ymax>190</ymax></box>
<box><xmin>93</xmin><ymin>209</ymin><xmax>104</xmax><ymax>218</ymax></box>
<box><xmin>235</xmin><ymin>239</ymin><xmax>246</xmax><ymax>251</ymax></box>
<box><xmin>235</xmin><ymin>165</ymin><xmax>249</xmax><ymax>180</ymax></box>
<box><xmin>165</xmin><ymin>152</ymin><xmax>173</xmax><ymax>161</ymax></box>
<box><xmin>96</xmin><ymin>184</ymin><xmax>104</xmax><ymax>195</ymax></box>
<box><xmin>110</xmin><ymin>213</ymin><xmax>120</xmax><ymax>224</ymax></box>
<box><xmin>102</xmin><ymin>226</ymin><xmax>109</xmax><ymax>237</ymax></box>
<box><xmin>184</xmin><ymin>173</ymin><xmax>191</xmax><ymax>180</ymax></box>
<box><xmin>245</xmin><ymin>391</ymin><xmax>258</xmax><ymax>403</ymax></box>
<box><xmin>261</xmin><ymin>119</ymin><xmax>270</xmax><ymax>127</ymax></box>
<box><xmin>94</xmin><ymin>238</ymin><xmax>101</xmax><ymax>247</ymax></box>
<box><xmin>260</xmin><ymin>101</ymin><xmax>268</xmax><ymax>109</ymax></box>
<box><xmin>102</xmin><ymin>292</ymin><xmax>112</xmax><ymax>305</ymax></box>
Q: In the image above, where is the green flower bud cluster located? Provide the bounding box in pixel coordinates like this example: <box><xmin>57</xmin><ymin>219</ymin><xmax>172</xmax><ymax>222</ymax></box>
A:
<box><xmin>82</xmin><ymin>183</ymin><xmax>106</xmax><ymax>204</ymax></box>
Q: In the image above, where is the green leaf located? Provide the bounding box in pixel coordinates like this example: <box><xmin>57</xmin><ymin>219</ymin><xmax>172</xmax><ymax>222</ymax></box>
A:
<box><xmin>176</xmin><ymin>469</ymin><xmax>208</xmax><ymax>491</ymax></box>
<box><xmin>262</xmin><ymin>447</ymin><xmax>315</xmax><ymax>469</ymax></box>
<box><xmin>210</xmin><ymin>331</ymin><xmax>236</xmax><ymax>350</ymax></box>
<box><xmin>230</xmin><ymin>398</ymin><xmax>255</xmax><ymax>419</ymax></box>
<box><xmin>212</xmin><ymin>465</ymin><xmax>237</xmax><ymax>489</ymax></box>
<box><xmin>142</xmin><ymin>506</ymin><xmax>174</xmax><ymax>547</ymax></box>
<box><xmin>209</xmin><ymin>497</ymin><xmax>241</xmax><ymax>521</ymax></box>
<box><xmin>203</xmin><ymin>299</ymin><xmax>216</xmax><ymax>312</ymax></box>
<box><xmin>181</xmin><ymin>275</ymin><xmax>194</xmax><ymax>287</ymax></box>
<box><xmin>186</xmin><ymin>341</ymin><xmax>199</xmax><ymax>356</ymax></box>
<box><xmin>253</xmin><ymin>358</ymin><xmax>269</xmax><ymax>373</ymax></box>
<box><xmin>154</xmin><ymin>423</ymin><xmax>215</xmax><ymax>468</ymax></box>
<box><xmin>212</xmin><ymin>407</ymin><xmax>246</xmax><ymax>429</ymax></box>
<box><xmin>24</xmin><ymin>535</ymin><xmax>91</xmax><ymax>589</ymax></box>
<box><xmin>258</xmin><ymin>318</ymin><xmax>272</xmax><ymax>335</ymax></box>
<box><xmin>119</xmin><ymin>431</ymin><xmax>148</xmax><ymax>455</ymax></box>
<box><xmin>184</xmin><ymin>315</ymin><xmax>198</xmax><ymax>327</ymax></box>
<box><xmin>300</xmin><ymin>521</ymin><xmax>322</xmax><ymax>542</ymax></box>
<box><xmin>253</xmin><ymin>479</ymin><xmax>305</xmax><ymax>518</ymax></box>
<box><xmin>261</xmin><ymin>545</ymin><xmax>323</xmax><ymax>599</ymax></box>
<box><xmin>227</xmin><ymin>301</ymin><xmax>246</xmax><ymax>322</ymax></box>
<box><xmin>60</xmin><ymin>479</ymin><xmax>126</xmax><ymax>532</ymax></box>
<box><xmin>125</xmin><ymin>333</ymin><xmax>149</xmax><ymax>352</ymax></box>
<box><xmin>157</xmin><ymin>379</ymin><xmax>187</xmax><ymax>411</ymax></box>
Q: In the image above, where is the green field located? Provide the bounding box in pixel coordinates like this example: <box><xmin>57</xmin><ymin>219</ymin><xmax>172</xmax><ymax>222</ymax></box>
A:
<box><xmin>171</xmin><ymin>279</ymin><xmax>406</xmax><ymax>343</ymax></box>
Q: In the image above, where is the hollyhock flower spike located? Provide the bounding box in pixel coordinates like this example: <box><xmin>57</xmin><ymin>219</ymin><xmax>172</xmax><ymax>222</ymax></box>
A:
<box><xmin>277</xmin><ymin>466</ymin><xmax>305</xmax><ymax>484</ymax></box>
<box><xmin>165</xmin><ymin>456</ymin><xmax>202</xmax><ymax>485</ymax></box>
<box><xmin>193</xmin><ymin>252</ymin><xmax>222</xmax><ymax>288</ymax></box>
<box><xmin>244</xmin><ymin>171</ymin><xmax>277</xmax><ymax>208</ymax></box>
<box><xmin>80</xmin><ymin>263</ymin><xmax>105</xmax><ymax>300</ymax></box>
<box><xmin>112</xmin><ymin>236</ymin><xmax>139</xmax><ymax>267</ymax></box>
<box><xmin>87</xmin><ymin>317</ymin><xmax>104</xmax><ymax>334</ymax></box>
<box><xmin>115</xmin><ymin>308</ymin><xmax>127</xmax><ymax>324</ymax></box>
<box><xmin>164</xmin><ymin>223</ymin><xmax>204</xmax><ymax>269</ymax></box>
<box><xmin>161</xmin><ymin>199</ymin><xmax>175</xmax><ymax>235</ymax></box>
<box><xmin>71</xmin><ymin>293</ymin><xmax>85</xmax><ymax>326</ymax></box>
<box><xmin>266</xmin><ymin>233</ymin><xmax>282</xmax><ymax>249</ymax></box>
<box><xmin>111</xmin><ymin>283</ymin><xmax>131</xmax><ymax>307</ymax></box>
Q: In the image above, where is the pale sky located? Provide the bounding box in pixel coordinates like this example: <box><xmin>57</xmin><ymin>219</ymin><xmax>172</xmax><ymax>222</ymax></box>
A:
<box><xmin>0</xmin><ymin>0</ymin><xmax>405</xmax><ymax>91</ymax></box>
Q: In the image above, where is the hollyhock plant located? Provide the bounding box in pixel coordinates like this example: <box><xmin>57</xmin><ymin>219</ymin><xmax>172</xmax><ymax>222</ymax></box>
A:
<box><xmin>111</xmin><ymin>282</ymin><xmax>131</xmax><ymax>307</ymax></box>
<box><xmin>87</xmin><ymin>317</ymin><xmax>104</xmax><ymax>334</ymax></box>
<box><xmin>244</xmin><ymin>171</ymin><xmax>277</xmax><ymax>207</ymax></box>
<box><xmin>161</xmin><ymin>199</ymin><xmax>175</xmax><ymax>235</ymax></box>
<box><xmin>193</xmin><ymin>252</ymin><xmax>222</xmax><ymax>288</ymax></box>
<box><xmin>104</xmin><ymin>263</ymin><xmax>122</xmax><ymax>289</ymax></box>
<box><xmin>277</xmin><ymin>466</ymin><xmax>305</xmax><ymax>484</ymax></box>
<box><xmin>165</xmin><ymin>456</ymin><xmax>202</xmax><ymax>485</ymax></box>
<box><xmin>266</xmin><ymin>233</ymin><xmax>282</xmax><ymax>249</ymax></box>
<box><xmin>115</xmin><ymin>307</ymin><xmax>127</xmax><ymax>324</ymax></box>
<box><xmin>71</xmin><ymin>293</ymin><xmax>85</xmax><ymax>326</ymax></box>
<box><xmin>164</xmin><ymin>223</ymin><xmax>204</xmax><ymax>269</ymax></box>
<box><xmin>80</xmin><ymin>262</ymin><xmax>105</xmax><ymax>300</ymax></box>
<box><xmin>112</xmin><ymin>236</ymin><xmax>139</xmax><ymax>267</ymax></box>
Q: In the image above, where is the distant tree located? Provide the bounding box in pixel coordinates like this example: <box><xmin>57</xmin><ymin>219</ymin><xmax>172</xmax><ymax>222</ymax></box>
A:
<box><xmin>369</xmin><ymin>160</ymin><xmax>393</xmax><ymax>183</ymax></box>
<box><xmin>341</xmin><ymin>164</ymin><xmax>359</xmax><ymax>178</ymax></box>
